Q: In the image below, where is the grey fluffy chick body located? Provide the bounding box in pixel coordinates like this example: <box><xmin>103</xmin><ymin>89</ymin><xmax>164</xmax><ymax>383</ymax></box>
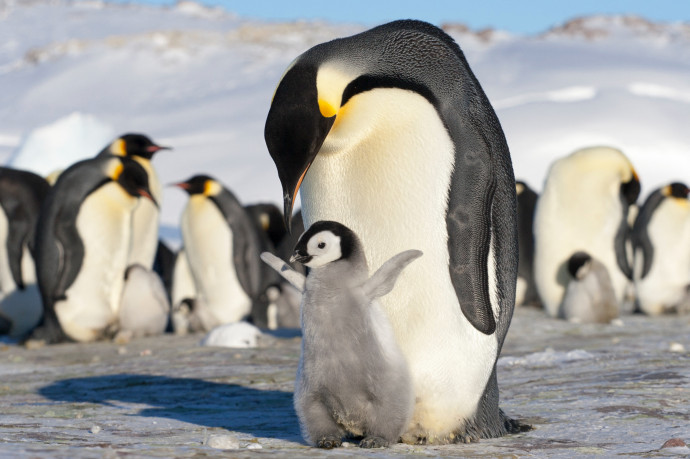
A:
<box><xmin>261</xmin><ymin>220</ymin><xmax>421</xmax><ymax>448</ymax></box>
<box><xmin>561</xmin><ymin>251</ymin><xmax>619</xmax><ymax>324</ymax></box>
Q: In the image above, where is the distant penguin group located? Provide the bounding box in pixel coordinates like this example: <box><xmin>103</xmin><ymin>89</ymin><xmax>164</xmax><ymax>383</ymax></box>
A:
<box><xmin>532</xmin><ymin>146</ymin><xmax>639</xmax><ymax>322</ymax></box>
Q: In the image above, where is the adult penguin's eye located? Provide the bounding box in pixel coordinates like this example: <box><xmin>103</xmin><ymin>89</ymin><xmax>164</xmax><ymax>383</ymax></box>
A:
<box><xmin>318</xmin><ymin>242</ymin><xmax>326</xmax><ymax>249</ymax></box>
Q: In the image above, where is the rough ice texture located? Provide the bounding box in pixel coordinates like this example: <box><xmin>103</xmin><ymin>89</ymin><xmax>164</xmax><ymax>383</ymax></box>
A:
<box><xmin>0</xmin><ymin>307</ymin><xmax>687</xmax><ymax>457</ymax></box>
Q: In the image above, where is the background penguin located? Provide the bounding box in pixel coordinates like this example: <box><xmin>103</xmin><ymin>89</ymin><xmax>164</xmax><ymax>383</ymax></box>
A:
<box><xmin>261</xmin><ymin>220</ymin><xmax>420</xmax><ymax>449</ymax></box>
<box><xmin>632</xmin><ymin>182</ymin><xmax>690</xmax><ymax>315</ymax></box>
<box><xmin>174</xmin><ymin>175</ymin><xmax>263</xmax><ymax>332</ymax></box>
<box><xmin>533</xmin><ymin>146</ymin><xmax>640</xmax><ymax>318</ymax></box>
<box><xmin>170</xmin><ymin>246</ymin><xmax>201</xmax><ymax>334</ymax></box>
<box><xmin>30</xmin><ymin>156</ymin><xmax>156</xmax><ymax>344</ymax></box>
<box><xmin>560</xmin><ymin>251</ymin><xmax>619</xmax><ymax>324</ymax></box>
<box><xmin>117</xmin><ymin>263</ymin><xmax>170</xmax><ymax>341</ymax></box>
<box><xmin>515</xmin><ymin>180</ymin><xmax>540</xmax><ymax>307</ymax></box>
<box><xmin>0</xmin><ymin>167</ymin><xmax>51</xmax><ymax>338</ymax></box>
<box><xmin>97</xmin><ymin>133</ymin><xmax>169</xmax><ymax>270</ymax></box>
<box><xmin>264</xmin><ymin>20</ymin><xmax>524</xmax><ymax>443</ymax></box>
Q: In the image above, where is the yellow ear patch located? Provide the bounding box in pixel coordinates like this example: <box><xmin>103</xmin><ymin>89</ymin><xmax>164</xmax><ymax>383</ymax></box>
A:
<box><xmin>110</xmin><ymin>162</ymin><xmax>124</xmax><ymax>181</ymax></box>
<box><xmin>662</xmin><ymin>185</ymin><xmax>672</xmax><ymax>197</ymax></box>
<box><xmin>318</xmin><ymin>99</ymin><xmax>338</xmax><ymax>118</ymax></box>
<box><xmin>110</xmin><ymin>139</ymin><xmax>126</xmax><ymax>156</ymax></box>
<box><xmin>203</xmin><ymin>179</ymin><xmax>222</xmax><ymax>196</ymax></box>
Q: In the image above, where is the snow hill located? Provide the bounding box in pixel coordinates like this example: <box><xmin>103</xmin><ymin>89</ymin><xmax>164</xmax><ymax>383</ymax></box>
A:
<box><xmin>1</xmin><ymin>1</ymin><xmax>689</xmax><ymax>245</ymax></box>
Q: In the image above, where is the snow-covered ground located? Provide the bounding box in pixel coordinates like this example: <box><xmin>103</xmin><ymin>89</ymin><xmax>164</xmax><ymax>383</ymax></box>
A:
<box><xmin>2</xmin><ymin>1</ymin><xmax>690</xmax><ymax>245</ymax></box>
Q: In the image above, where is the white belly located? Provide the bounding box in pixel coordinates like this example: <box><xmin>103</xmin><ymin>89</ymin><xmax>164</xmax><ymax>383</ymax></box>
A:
<box><xmin>181</xmin><ymin>196</ymin><xmax>250</xmax><ymax>328</ymax></box>
<box><xmin>635</xmin><ymin>199</ymin><xmax>690</xmax><ymax>315</ymax></box>
<box><xmin>534</xmin><ymin>170</ymin><xmax>626</xmax><ymax>317</ymax></box>
<box><xmin>56</xmin><ymin>182</ymin><xmax>136</xmax><ymax>342</ymax></box>
<box><xmin>301</xmin><ymin>89</ymin><xmax>497</xmax><ymax>440</ymax></box>
<box><xmin>128</xmin><ymin>158</ymin><xmax>161</xmax><ymax>269</ymax></box>
<box><xmin>0</xmin><ymin>207</ymin><xmax>16</xmax><ymax>294</ymax></box>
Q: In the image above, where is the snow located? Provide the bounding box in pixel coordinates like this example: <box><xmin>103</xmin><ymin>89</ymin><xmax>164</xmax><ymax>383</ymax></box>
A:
<box><xmin>7</xmin><ymin>112</ymin><xmax>115</xmax><ymax>176</ymax></box>
<box><xmin>2</xmin><ymin>2</ymin><xmax>689</xmax><ymax>248</ymax></box>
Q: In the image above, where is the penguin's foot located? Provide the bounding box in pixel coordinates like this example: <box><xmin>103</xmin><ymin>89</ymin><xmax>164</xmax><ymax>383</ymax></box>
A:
<box><xmin>113</xmin><ymin>329</ymin><xmax>134</xmax><ymax>345</ymax></box>
<box><xmin>452</xmin><ymin>431</ymin><xmax>480</xmax><ymax>444</ymax></box>
<box><xmin>503</xmin><ymin>414</ymin><xmax>533</xmax><ymax>434</ymax></box>
<box><xmin>359</xmin><ymin>436</ymin><xmax>389</xmax><ymax>448</ymax></box>
<box><xmin>316</xmin><ymin>435</ymin><xmax>342</xmax><ymax>449</ymax></box>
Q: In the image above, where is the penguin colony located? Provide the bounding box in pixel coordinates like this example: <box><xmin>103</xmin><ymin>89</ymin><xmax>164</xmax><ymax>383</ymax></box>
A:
<box><xmin>0</xmin><ymin>18</ymin><xmax>687</xmax><ymax>450</ymax></box>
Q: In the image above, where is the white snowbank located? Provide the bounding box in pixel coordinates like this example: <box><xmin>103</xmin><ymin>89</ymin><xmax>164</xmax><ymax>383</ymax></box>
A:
<box><xmin>7</xmin><ymin>112</ymin><xmax>115</xmax><ymax>177</ymax></box>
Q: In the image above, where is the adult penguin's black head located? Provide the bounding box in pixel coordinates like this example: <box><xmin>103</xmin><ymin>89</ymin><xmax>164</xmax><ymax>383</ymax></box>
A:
<box><xmin>663</xmin><ymin>182</ymin><xmax>690</xmax><ymax>199</ymax></box>
<box><xmin>114</xmin><ymin>157</ymin><xmax>157</xmax><ymax>205</ymax></box>
<box><xmin>100</xmin><ymin>133</ymin><xmax>171</xmax><ymax>160</ymax></box>
<box><xmin>173</xmin><ymin>174</ymin><xmax>223</xmax><ymax>198</ymax></box>
<box><xmin>264</xmin><ymin>63</ymin><xmax>336</xmax><ymax>231</ymax></box>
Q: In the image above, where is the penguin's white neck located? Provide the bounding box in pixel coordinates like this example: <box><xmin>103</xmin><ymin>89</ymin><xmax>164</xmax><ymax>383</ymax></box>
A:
<box><xmin>301</xmin><ymin>87</ymin><xmax>456</xmax><ymax>319</ymax></box>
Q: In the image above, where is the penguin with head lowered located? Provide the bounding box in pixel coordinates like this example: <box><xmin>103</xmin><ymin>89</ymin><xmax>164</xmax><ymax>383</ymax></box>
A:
<box><xmin>515</xmin><ymin>181</ymin><xmax>540</xmax><ymax>307</ymax></box>
<box><xmin>0</xmin><ymin>167</ymin><xmax>51</xmax><ymax>338</ymax></box>
<box><xmin>173</xmin><ymin>175</ymin><xmax>263</xmax><ymax>332</ymax></box>
<box><xmin>29</xmin><ymin>156</ymin><xmax>156</xmax><ymax>344</ymax></box>
<box><xmin>265</xmin><ymin>20</ymin><xmax>524</xmax><ymax>443</ymax></box>
<box><xmin>97</xmin><ymin>133</ymin><xmax>170</xmax><ymax>270</ymax></box>
<box><xmin>533</xmin><ymin>146</ymin><xmax>639</xmax><ymax>319</ymax></box>
<box><xmin>261</xmin><ymin>221</ymin><xmax>421</xmax><ymax>449</ymax></box>
<box><xmin>632</xmin><ymin>182</ymin><xmax>690</xmax><ymax>315</ymax></box>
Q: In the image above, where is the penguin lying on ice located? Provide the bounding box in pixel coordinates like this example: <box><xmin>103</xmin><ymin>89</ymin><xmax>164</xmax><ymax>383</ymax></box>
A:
<box><xmin>261</xmin><ymin>220</ymin><xmax>421</xmax><ymax>449</ymax></box>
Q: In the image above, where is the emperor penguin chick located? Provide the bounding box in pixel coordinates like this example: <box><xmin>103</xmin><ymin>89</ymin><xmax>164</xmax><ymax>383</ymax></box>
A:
<box><xmin>117</xmin><ymin>264</ymin><xmax>170</xmax><ymax>340</ymax></box>
<box><xmin>561</xmin><ymin>252</ymin><xmax>618</xmax><ymax>324</ymax></box>
<box><xmin>261</xmin><ymin>221</ymin><xmax>421</xmax><ymax>449</ymax></box>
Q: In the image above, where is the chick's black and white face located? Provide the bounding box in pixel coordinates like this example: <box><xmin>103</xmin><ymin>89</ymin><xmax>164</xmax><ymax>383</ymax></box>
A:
<box><xmin>294</xmin><ymin>230</ymin><xmax>342</xmax><ymax>268</ymax></box>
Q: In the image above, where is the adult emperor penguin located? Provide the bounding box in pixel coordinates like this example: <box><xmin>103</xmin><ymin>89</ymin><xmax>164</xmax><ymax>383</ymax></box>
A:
<box><xmin>174</xmin><ymin>175</ymin><xmax>263</xmax><ymax>332</ymax></box>
<box><xmin>98</xmin><ymin>133</ymin><xmax>169</xmax><ymax>269</ymax></box>
<box><xmin>533</xmin><ymin>146</ymin><xmax>639</xmax><ymax>318</ymax></box>
<box><xmin>30</xmin><ymin>156</ymin><xmax>156</xmax><ymax>343</ymax></box>
<box><xmin>0</xmin><ymin>167</ymin><xmax>51</xmax><ymax>338</ymax></box>
<box><xmin>515</xmin><ymin>181</ymin><xmax>540</xmax><ymax>307</ymax></box>
<box><xmin>264</xmin><ymin>20</ymin><xmax>522</xmax><ymax>443</ymax></box>
<box><xmin>262</xmin><ymin>221</ymin><xmax>420</xmax><ymax>448</ymax></box>
<box><xmin>632</xmin><ymin>182</ymin><xmax>690</xmax><ymax>315</ymax></box>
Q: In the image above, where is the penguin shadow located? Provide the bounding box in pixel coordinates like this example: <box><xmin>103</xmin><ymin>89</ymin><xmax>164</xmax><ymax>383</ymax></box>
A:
<box><xmin>38</xmin><ymin>374</ymin><xmax>302</xmax><ymax>442</ymax></box>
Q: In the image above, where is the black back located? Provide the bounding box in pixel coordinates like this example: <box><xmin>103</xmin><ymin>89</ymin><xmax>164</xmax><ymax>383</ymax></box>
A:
<box><xmin>516</xmin><ymin>181</ymin><xmax>539</xmax><ymax>305</ymax></box>
<box><xmin>0</xmin><ymin>167</ymin><xmax>51</xmax><ymax>289</ymax></box>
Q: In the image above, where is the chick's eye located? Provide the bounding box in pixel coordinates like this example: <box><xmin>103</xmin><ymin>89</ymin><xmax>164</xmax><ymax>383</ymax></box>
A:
<box><xmin>318</xmin><ymin>242</ymin><xmax>326</xmax><ymax>249</ymax></box>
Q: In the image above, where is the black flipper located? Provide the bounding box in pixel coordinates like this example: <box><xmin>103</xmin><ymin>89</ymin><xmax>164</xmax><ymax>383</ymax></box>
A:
<box><xmin>631</xmin><ymin>189</ymin><xmax>665</xmax><ymax>279</ymax></box>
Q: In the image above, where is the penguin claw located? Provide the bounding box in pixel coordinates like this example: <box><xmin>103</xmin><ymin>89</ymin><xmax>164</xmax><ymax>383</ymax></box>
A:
<box><xmin>316</xmin><ymin>435</ymin><xmax>342</xmax><ymax>449</ymax></box>
<box><xmin>359</xmin><ymin>436</ymin><xmax>389</xmax><ymax>448</ymax></box>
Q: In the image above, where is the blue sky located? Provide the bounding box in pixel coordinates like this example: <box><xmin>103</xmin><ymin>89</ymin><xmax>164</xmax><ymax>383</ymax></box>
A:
<box><xmin>106</xmin><ymin>0</ymin><xmax>690</xmax><ymax>35</ymax></box>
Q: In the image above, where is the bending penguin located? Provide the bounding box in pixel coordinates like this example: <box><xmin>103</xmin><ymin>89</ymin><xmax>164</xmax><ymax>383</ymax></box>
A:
<box><xmin>261</xmin><ymin>221</ymin><xmax>420</xmax><ymax>449</ymax></box>
<box><xmin>98</xmin><ymin>133</ymin><xmax>170</xmax><ymax>270</ymax></box>
<box><xmin>30</xmin><ymin>156</ymin><xmax>156</xmax><ymax>344</ymax></box>
<box><xmin>0</xmin><ymin>167</ymin><xmax>51</xmax><ymax>338</ymax></box>
<box><xmin>533</xmin><ymin>146</ymin><xmax>639</xmax><ymax>318</ymax></box>
<box><xmin>560</xmin><ymin>251</ymin><xmax>619</xmax><ymax>324</ymax></box>
<box><xmin>632</xmin><ymin>182</ymin><xmax>690</xmax><ymax>315</ymax></box>
<box><xmin>265</xmin><ymin>20</ymin><xmax>523</xmax><ymax>443</ymax></box>
<box><xmin>174</xmin><ymin>175</ymin><xmax>263</xmax><ymax>332</ymax></box>
<box><xmin>515</xmin><ymin>181</ymin><xmax>540</xmax><ymax>307</ymax></box>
